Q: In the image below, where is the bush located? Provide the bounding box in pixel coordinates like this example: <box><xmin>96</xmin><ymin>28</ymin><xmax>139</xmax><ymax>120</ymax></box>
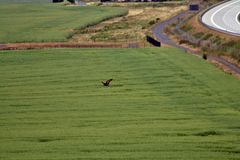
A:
<box><xmin>212</xmin><ymin>36</ymin><xmax>222</xmax><ymax>45</ymax></box>
<box><xmin>193</xmin><ymin>32</ymin><xmax>204</xmax><ymax>39</ymax></box>
<box><xmin>202</xmin><ymin>33</ymin><xmax>213</xmax><ymax>40</ymax></box>
<box><xmin>181</xmin><ymin>24</ymin><xmax>193</xmax><ymax>32</ymax></box>
<box><xmin>231</xmin><ymin>49</ymin><xmax>240</xmax><ymax>61</ymax></box>
<box><xmin>148</xmin><ymin>20</ymin><xmax>156</xmax><ymax>26</ymax></box>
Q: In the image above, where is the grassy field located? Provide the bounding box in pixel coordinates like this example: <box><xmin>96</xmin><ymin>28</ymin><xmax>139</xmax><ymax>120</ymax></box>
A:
<box><xmin>0</xmin><ymin>48</ymin><xmax>239</xmax><ymax>160</ymax></box>
<box><xmin>71</xmin><ymin>5</ymin><xmax>187</xmax><ymax>43</ymax></box>
<box><xmin>0</xmin><ymin>3</ymin><xmax>127</xmax><ymax>43</ymax></box>
<box><xmin>0</xmin><ymin>0</ymin><xmax>50</xmax><ymax>3</ymax></box>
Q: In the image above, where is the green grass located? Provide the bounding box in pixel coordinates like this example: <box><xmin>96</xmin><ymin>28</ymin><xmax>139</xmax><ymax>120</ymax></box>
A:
<box><xmin>0</xmin><ymin>48</ymin><xmax>240</xmax><ymax>160</ymax></box>
<box><xmin>0</xmin><ymin>0</ymin><xmax>51</xmax><ymax>3</ymax></box>
<box><xmin>0</xmin><ymin>3</ymin><xmax>127</xmax><ymax>43</ymax></box>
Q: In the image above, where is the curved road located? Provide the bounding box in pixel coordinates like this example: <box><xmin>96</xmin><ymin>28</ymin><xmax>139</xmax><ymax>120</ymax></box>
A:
<box><xmin>202</xmin><ymin>0</ymin><xmax>240</xmax><ymax>36</ymax></box>
<box><xmin>152</xmin><ymin>11</ymin><xmax>240</xmax><ymax>75</ymax></box>
<box><xmin>152</xmin><ymin>12</ymin><xmax>189</xmax><ymax>49</ymax></box>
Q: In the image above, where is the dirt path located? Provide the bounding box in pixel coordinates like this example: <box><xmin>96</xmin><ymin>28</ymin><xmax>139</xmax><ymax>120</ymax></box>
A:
<box><xmin>0</xmin><ymin>44</ymin><xmax>6</xmax><ymax>50</ymax></box>
<box><xmin>151</xmin><ymin>11</ymin><xmax>240</xmax><ymax>77</ymax></box>
<box><xmin>0</xmin><ymin>42</ymin><xmax>141</xmax><ymax>50</ymax></box>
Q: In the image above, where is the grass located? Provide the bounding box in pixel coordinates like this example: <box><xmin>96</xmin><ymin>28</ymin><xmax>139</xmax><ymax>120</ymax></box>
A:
<box><xmin>71</xmin><ymin>5</ymin><xmax>187</xmax><ymax>43</ymax></box>
<box><xmin>176</xmin><ymin>13</ymin><xmax>240</xmax><ymax>61</ymax></box>
<box><xmin>103</xmin><ymin>1</ymin><xmax>186</xmax><ymax>9</ymax></box>
<box><xmin>0</xmin><ymin>0</ymin><xmax>51</xmax><ymax>3</ymax></box>
<box><xmin>0</xmin><ymin>48</ymin><xmax>240</xmax><ymax>160</ymax></box>
<box><xmin>0</xmin><ymin>3</ymin><xmax>127</xmax><ymax>43</ymax></box>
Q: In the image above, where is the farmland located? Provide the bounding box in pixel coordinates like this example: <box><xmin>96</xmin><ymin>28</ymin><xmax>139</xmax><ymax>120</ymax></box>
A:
<box><xmin>71</xmin><ymin>4</ymin><xmax>187</xmax><ymax>43</ymax></box>
<box><xmin>0</xmin><ymin>0</ymin><xmax>50</xmax><ymax>3</ymax></box>
<box><xmin>0</xmin><ymin>3</ymin><xmax>127</xmax><ymax>43</ymax></box>
<box><xmin>0</xmin><ymin>48</ymin><xmax>239</xmax><ymax>160</ymax></box>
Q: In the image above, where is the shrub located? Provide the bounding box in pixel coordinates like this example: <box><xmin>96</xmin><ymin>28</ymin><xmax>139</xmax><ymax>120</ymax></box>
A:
<box><xmin>202</xmin><ymin>33</ymin><xmax>213</xmax><ymax>40</ymax></box>
<box><xmin>212</xmin><ymin>36</ymin><xmax>222</xmax><ymax>45</ymax></box>
<box><xmin>193</xmin><ymin>32</ymin><xmax>204</xmax><ymax>39</ymax></box>
<box><xmin>181</xmin><ymin>24</ymin><xmax>193</xmax><ymax>32</ymax></box>
<box><xmin>148</xmin><ymin>20</ymin><xmax>156</xmax><ymax>26</ymax></box>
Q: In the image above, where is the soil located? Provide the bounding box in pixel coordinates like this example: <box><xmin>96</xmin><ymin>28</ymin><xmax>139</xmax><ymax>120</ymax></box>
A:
<box><xmin>69</xmin><ymin>5</ymin><xmax>187</xmax><ymax>43</ymax></box>
<box><xmin>0</xmin><ymin>42</ymin><xmax>133</xmax><ymax>50</ymax></box>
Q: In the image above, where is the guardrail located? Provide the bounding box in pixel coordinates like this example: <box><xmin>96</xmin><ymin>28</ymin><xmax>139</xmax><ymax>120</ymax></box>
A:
<box><xmin>199</xmin><ymin>0</ymin><xmax>240</xmax><ymax>37</ymax></box>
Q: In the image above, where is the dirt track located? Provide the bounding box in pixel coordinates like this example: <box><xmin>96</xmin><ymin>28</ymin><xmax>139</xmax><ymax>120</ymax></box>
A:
<box><xmin>0</xmin><ymin>44</ymin><xmax>5</xmax><ymax>50</ymax></box>
<box><xmin>0</xmin><ymin>42</ymin><xmax>132</xmax><ymax>50</ymax></box>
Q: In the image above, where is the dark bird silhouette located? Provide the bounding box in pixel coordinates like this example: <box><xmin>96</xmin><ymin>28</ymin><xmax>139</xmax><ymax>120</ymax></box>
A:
<box><xmin>203</xmin><ymin>54</ymin><xmax>208</xmax><ymax>60</ymax></box>
<box><xmin>102</xmin><ymin>79</ymin><xmax>113</xmax><ymax>86</ymax></box>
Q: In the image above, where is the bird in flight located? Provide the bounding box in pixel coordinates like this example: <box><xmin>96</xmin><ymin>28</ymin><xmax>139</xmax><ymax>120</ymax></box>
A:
<box><xmin>102</xmin><ymin>79</ymin><xmax>113</xmax><ymax>87</ymax></box>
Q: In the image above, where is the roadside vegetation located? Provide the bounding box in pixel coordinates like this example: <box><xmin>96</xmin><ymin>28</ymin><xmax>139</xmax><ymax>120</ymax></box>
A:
<box><xmin>70</xmin><ymin>3</ymin><xmax>187</xmax><ymax>43</ymax></box>
<box><xmin>0</xmin><ymin>3</ymin><xmax>127</xmax><ymax>43</ymax></box>
<box><xmin>165</xmin><ymin>12</ymin><xmax>240</xmax><ymax>62</ymax></box>
<box><xmin>0</xmin><ymin>0</ymin><xmax>50</xmax><ymax>2</ymax></box>
<box><xmin>181</xmin><ymin>20</ymin><xmax>240</xmax><ymax>61</ymax></box>
<box><xmin>0</xmin><ymin>48</ymin><xmax>240</xmax><ymax>160</ymax></box>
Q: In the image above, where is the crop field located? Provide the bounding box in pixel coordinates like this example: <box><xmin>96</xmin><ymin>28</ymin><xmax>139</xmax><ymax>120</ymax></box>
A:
<box><xmin>0</xmin><ymin>48</ymin><xmax>239</xmax><ymax>160</ymax></box>
<box><xmin>71</xmin><ymin>5</ymin><xmax>187</xmax><ymax>43</ymax></box>
<box><xmin>0</xmin><ymin>3</ymin><xmax>127</xmax><ymax>43</ymax></box>
<box><xmin>0</xmin><ymin>0</ymin><xmax>50</xmax><ymax>3</ymax></box>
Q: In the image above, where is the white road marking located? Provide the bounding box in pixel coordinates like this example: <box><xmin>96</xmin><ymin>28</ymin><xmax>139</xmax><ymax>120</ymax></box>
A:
<box><xmin>201</xmin><ymin>0</ymin><xmax>240</xmax><ymax>35</ymax></box>
<box><xmin>222</xmin><ymin>6</ymin><xmax>240</xmax><ymax>32</ymax></box>
<box><xmin>210</xmin><ymin>0</ymin><xmax>240</xmax><ymax>32</ymax></box>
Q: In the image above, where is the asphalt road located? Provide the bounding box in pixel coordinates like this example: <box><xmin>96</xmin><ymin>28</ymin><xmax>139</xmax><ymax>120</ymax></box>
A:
<box><xmin>152</xmin><ymin>11</ymin><xmax>240</xmax><ymax>75</ymax></box>
<box><xmin>152</xmin><ymin>11</ymin><xmax>188</xmax><ymax>48</ymax></box>
<box><xmin>202</xmin><ymin>0</ymin><xmax>240</xmax><ymax>36</ymax></box>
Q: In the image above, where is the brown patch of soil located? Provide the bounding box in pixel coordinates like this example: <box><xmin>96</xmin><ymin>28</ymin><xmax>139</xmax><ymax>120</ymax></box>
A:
<box><xmin>127</xmin><ymin>9</ymin><xmax>144</xmax><ymax>16</ymax></box>
<box><xmin>0</xmin><ymin>42</ymin><xmax>135</xmax><ymax>50</ymax></box>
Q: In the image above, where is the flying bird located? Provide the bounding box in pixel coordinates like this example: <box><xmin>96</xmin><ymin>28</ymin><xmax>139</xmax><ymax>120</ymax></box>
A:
<box><xmin>102</xmin><ymin>79</ymin><xmax>113</xmax><ymax>87</ymax></box>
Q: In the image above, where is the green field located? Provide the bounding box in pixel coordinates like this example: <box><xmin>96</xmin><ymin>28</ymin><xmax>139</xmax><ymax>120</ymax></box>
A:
<box><xmin>0</xmin><ymin>0</ymin><xmax>50</xmax><ymax>3</ymax></box>
<box><xmin>0</xmin><ymin>3</ymin><xmax>127</xmax><ymax>43</ymax></box>
<box><xmin>0</xmin><ymin>48</ymin><xmax>239</xmax><ymax>160</ymax></box>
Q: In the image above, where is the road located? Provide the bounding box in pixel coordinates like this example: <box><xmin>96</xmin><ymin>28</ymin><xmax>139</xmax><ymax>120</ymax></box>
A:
<box><xmin>151</xmin><ymin>11</ymin><xmax>240</xmax><ymax>75</ymax></box>
<box><xmin>201</xmin><ymin>0</ymin><xmax>240</xmax><ymax>36</ymax></box>
<box><xmin>152</xmin><ymin>11</ymin><xmax>188</xmax><ymax>49</ymax></box>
